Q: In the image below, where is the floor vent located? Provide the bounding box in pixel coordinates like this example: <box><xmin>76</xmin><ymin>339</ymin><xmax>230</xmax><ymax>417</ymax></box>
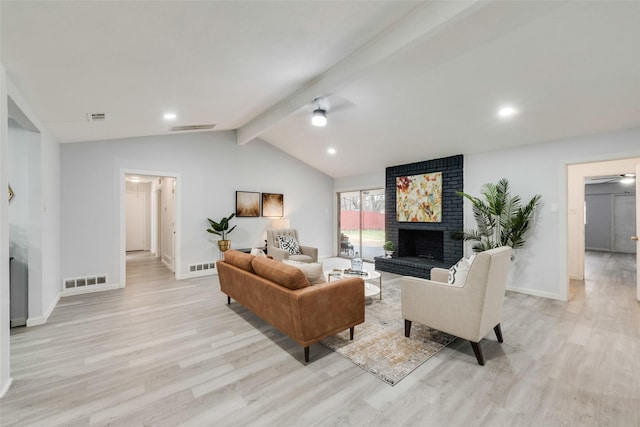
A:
<box><xmin>189</xmin><ymin>261</ymin><xmax>216</xmax><ymax>273</ymax></box>
<box><xmin>64</xmin><ymin>274</ymin><xmax>108</xmax><ymax>289</ymax></box>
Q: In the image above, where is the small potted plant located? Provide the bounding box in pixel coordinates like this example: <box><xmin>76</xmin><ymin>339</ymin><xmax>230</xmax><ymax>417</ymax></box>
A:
<box><xmin>207</xmin><ymin>213</ymin><xmax>237</xmax><ymax>253</ymax></box>
<box><xmin>383</xmin><ymin>241</ymin><xmax>396</xmax><ymax>258</ymax></box>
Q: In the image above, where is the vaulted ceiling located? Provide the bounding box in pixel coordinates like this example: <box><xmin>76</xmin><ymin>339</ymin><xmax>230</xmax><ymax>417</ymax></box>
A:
<box><xmin>3</xmin><ymin>1</ymin><xmax>640</xmax><ymax>178</ymax></box>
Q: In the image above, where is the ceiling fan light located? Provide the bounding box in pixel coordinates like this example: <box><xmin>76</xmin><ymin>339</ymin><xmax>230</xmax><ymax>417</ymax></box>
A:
<box><xmin>312</xmin><ymin>109</ymin><xmax>327</xmax><ymax>127</ymax></box>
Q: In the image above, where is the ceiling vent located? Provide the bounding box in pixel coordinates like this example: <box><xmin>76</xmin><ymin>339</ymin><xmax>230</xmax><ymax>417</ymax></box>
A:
<box><xmin>170</xmin><ymin>124</ymin><xmax>216</xmax><ymax>132</ymax></box>
<box><xmin>87</xmin><ymin>112</ymin><xmax>106</xmax><ymax>122</ymax></box>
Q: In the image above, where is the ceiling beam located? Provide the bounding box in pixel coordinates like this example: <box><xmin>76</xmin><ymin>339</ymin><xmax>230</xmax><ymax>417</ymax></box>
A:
<box><xmin>236</xmin><ymin>0</ymin><xmax>486</xmax><ymax>145</ymax></box>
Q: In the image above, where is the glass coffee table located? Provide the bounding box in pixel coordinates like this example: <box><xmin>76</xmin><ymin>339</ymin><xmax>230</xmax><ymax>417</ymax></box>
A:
<box><xmin>327</xmin><ymin>270</ymin><xmax>383</xmax><ymax>300</ymax></box>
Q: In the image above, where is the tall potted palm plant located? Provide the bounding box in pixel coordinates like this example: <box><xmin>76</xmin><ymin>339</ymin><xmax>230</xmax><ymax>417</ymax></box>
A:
<box><xmin>452</xmin><ymin>178</ymin><xmax>541</xmax><ymax>253</ymax></box>
<box><xmin>207</xmin><ymin>213</ymin><xmax>237</xmax><ymax>253</ymax></box>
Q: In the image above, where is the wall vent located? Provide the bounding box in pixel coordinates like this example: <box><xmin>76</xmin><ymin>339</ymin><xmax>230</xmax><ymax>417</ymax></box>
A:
<box><xmin>87</xmin><ymin>112</ymin><xmax>106</xmax><ymax>122</ymax></box>
<box><xmin>189</xmin><ymin>261</ymin><xmax>216</xmax><ymax>273</ymax></box>
<box><xmin>64</xmin><ymin>274</ymin><xmax>108</xmax><ymax>289</ymax></box>
<box><xmin>170</xmin><ymin>124</ymin><xmax>215</xmax><ymax>132</ymax></box>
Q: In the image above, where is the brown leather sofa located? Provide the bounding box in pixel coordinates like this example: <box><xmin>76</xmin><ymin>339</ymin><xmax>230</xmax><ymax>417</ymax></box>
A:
<box><xmin>217</xmin><ymin>250</ymin><xmax>365</xmax><ymax>362</ymax></box>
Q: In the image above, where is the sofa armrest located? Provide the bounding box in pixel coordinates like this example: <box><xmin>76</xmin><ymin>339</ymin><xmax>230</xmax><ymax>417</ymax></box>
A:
<box><xmin>299</xmin><ymin>245</ymin><xmax>318</xmax><ymax>262</ymax></box>
<box><xmin>268</xmin><ymin>246</ymin><xmax>289</xmax><ymax>261</ymax></box>
<box><xmin>430</xmin><ymin>267</ymin><xmax>449</xmax><ymax>283</ymax></box>
<box><xmin>290</xmin><ymin>277</ymin><xmax>365</xmax><ymax>344</ymax></box>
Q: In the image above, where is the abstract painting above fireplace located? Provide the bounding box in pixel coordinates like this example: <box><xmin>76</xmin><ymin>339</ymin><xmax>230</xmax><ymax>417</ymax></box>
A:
<box><xmin>396</xmin><ymin>172</ymin><xmax>442</xmax><ymax>223</ymax></box>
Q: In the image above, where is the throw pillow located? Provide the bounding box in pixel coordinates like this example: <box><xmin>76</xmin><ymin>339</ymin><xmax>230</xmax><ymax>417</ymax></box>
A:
<box><xmin>447</xmin><ymin>254</ymin><xmax>476</xmax><ymax>287</ymax></box>
<box><xmin>250</xmin><ymin>248</ymin><xmax>267</xmax><ymax>257</ymax></box>
<box><xmin>278</xmin><ymin>235</ymin><xmax>302</xmax><ymax>255</ymax></box>
<box><xmin>283</xmin><ymin>260</ymin><xmax>325</xmax><ymax>285</ymax></box>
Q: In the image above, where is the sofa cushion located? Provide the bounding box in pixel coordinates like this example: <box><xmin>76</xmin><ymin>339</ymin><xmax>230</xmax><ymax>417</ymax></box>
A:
<box><xmin>224</xmin><ymin>249</ymin><xmax>255</xmax><ymax>273</ymax></box>
<box><xmin>288</xmin><ymin>254</ymin><xmax>314</xmax><ymax>263</ymax></box>
<box><xmin>252</xmin><ymin>256</ymin><xmax>310</xmax><ymax>290</ymax></box>
<box><xmin>278</xmin><ymin>235</ymin><xmax>302</xmax><ymax>255</ymax></box>
<box><xmin>283</xmin><ymin>260</ymin><xmax>325</xmax><ymax>285</ymax></box>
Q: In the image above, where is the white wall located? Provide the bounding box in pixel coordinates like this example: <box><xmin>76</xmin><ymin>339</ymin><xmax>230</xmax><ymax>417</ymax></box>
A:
<box><xmin>8</xmin><ymin>118</ymin><xmax>36</xmax><ymax>325</ymax></box>
<box><xmin>1</xmin><ymin>67</ymin><xmax>61</xmax><ymax>396</ymax></box>
<box><xmin>6</xmin><ymin>79</ymin><xmax>61</xmax><ymax>326</ymax></box>
<box><xmin>466</xmin><ymin>127</ymin><xmax>640</xmax><ymax>300</ymax></box>
<box><xmin>0</xmin><ymin>62</ymin><xmax>11</xmax><ymax>398</ymax></box>
<box><xmin>60</xmin><ymin>132</ymin><xmax>334</xmax><ymax>285</ymax></box>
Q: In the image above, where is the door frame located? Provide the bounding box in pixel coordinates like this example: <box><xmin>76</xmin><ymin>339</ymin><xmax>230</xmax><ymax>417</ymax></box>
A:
<box><xmin>119</xmin><ymin>169</ymin><xmax>181</xmax><ymax>287</ymax></box>
<box><xmin>566</xmin><ymin>157</ymin><xmax>640</xmax><ymax>301</ymax></box>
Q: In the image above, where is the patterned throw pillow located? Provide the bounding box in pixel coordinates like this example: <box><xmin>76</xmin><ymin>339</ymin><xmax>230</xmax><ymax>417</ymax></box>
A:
<box><xmin>278</xmin><ymin>235</ymin><xmax>302</xmax><ymax>255</ymax></box>
<box><xmin>447</xmin><ymin>255</ymin><xmax>476</xmax><ymax>286</ymax></box>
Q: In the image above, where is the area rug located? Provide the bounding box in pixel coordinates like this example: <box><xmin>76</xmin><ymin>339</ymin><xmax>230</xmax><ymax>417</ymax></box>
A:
<box><xmin>321</xmin><ymin>277</ymin><xmax>456</xmax><ymax>385</ymax></box>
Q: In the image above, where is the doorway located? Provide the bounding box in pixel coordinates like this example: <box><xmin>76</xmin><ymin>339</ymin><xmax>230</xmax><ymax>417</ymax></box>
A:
<box><xmin>568</xmin><ymin>158</ymin><xmax>639</xmax><ymax>301</ymax></box>
<box><xmin>338</xmin><ymin>188</ymin><xmax>385</xmax><ymax>262</ymax></box>
<box><xmin>122</xmin><ymin>172</ymin><xmax>179</xmax><ymax>286</ymax></box>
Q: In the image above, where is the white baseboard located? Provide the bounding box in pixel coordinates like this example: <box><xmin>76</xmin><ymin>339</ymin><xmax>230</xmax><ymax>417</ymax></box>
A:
<box><xmin>61</xmin><ymin>283</ymin><xmax>122</xmax><ymax>297</ymax></box>
<box><xmin>0</xmin><ymin>377</ymin><xmax>13</xmax><ymax>398</ymax></box>
<box><xmin>506</xmin><ymin>285</ymin><xmax>565</xmax><ymax>301</ymax></box>
<box><xmin>176</xmin><ymin>269</ymin><xmax>217</xmax><ymax>280</ymax></box>
<box><xmin>26</xmin><ymin>291</ymin><xmax>61</xmax><ymax>327</ymax></box>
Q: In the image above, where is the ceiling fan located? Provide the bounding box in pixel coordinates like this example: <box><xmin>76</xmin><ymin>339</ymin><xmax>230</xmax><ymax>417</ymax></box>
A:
<box><xmin>297</xmin><ymin>95</ymin><xmax>357</xmax><ymax>126</ymax></box>
<box><xmin>585</xmin><ymin>174</ymin><xmax>636</xmax><ymax>185</ymax></box>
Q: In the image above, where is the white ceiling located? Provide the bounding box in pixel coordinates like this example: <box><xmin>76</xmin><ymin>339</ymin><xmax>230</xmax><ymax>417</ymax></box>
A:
<box><xmin>3</xmin><ymin>1</ymin><xmax>640</xmax><ymax>178</ymax></box>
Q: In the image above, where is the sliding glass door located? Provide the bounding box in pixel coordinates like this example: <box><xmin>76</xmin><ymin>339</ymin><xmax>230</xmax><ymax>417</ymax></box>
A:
<box><xmin>338</xmin><ymin>189</ymin><xmax>385</xmax><ymax>262</ymax></box>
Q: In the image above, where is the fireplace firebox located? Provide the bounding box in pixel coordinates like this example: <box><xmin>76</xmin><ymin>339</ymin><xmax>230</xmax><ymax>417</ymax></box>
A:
<box><xmin>398</xmin><ymin>229</ymin><xmax>444</xmax><ymax>262</ymax></box>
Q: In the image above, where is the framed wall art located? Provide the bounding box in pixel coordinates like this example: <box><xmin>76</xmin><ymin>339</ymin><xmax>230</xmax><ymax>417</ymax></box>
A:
<box><xmin>236</xmin><ymin>191</ymin><xmax>260</xmax><ymax>217</ymax></box>
<box><xmin>396</xmin><ymin>172</ymin><xmax>442</xmax><ymax>222</ymax></box>
<box><xmin>262</xmin><ymin>193</ymin><xmax>284</xmax><ymax>218</ymax></box>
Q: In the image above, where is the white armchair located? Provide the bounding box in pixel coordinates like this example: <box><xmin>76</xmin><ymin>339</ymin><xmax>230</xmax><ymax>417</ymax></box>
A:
<box><xmin>401</xmin><ymin>246</ymin><xmax>512</xmax><ymax>365</ymax></box>
<box><xmin>266</xmin><ymin>228</ymin><xmax>318</xmax><ymax>263</ymax></box>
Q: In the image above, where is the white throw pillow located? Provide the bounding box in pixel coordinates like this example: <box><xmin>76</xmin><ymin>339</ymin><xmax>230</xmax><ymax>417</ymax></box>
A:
<box><xmin>283</xmin><ymin>260</ymin><xmax>325</xmax><ymax>285</ymax></box>
<box><xmin>278</xmin><ymin>235</ymin><xmax>302</xmax><ymax>255</ymax></box>
<box><xmin>250</xmin><ymin>248</ymin><xmax>267</xmax><ymax>257</ymax></box>
<box><xmin>447</xmin><ymin>254</ymin><xmax>476</xmax><ymax>287</ymax></box>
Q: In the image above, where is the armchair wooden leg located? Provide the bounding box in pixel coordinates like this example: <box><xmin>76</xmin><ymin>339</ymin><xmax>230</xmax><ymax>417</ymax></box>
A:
<box><xmin>350</xmin><ymin>327</ymin><xmax>354</xmax><ymax>340</ymax></box>
<box><xmin>494</xmin><ymin>324</ymin><xmax>503</xmax><ymax>343</ymax></box>
<box><xmin>404</xmin><ymin>320</ymin><xmax>412</xmax><ymax>337</ymax></box>
<box><xmin>304</xmin><ymin>346</ymin><xmax>310</xmax><ymax>363</ymax></box>
<box><xmin>227</xmin><ymin>296</ymin><xmax>231</xmax><ymax>305</ymax></box>
<box><xmin>470</xmin><ymin>341</ymin><xmax>485</xmax><ymax>366</ymax></box>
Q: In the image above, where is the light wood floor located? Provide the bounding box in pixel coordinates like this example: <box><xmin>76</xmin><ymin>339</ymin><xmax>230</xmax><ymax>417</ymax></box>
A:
<box><xmin>1</xmin><ymin>250</ymin><xmax>638</xmax><ymax>426</ymax></box>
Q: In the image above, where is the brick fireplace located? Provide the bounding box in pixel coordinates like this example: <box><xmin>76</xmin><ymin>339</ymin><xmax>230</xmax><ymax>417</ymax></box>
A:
<box><xmin>375</xmin><ymin>155</ymin><xmax>463</xmax><ymax>279</ymax></box>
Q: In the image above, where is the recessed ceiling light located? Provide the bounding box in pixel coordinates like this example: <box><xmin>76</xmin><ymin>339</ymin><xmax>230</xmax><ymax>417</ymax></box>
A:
<box><xmin>497</xmin><ymin>106</ymin><xmax>518</xmax><ymax>118</ymax></box>
<box><xmin>129</xmin><ymin>176</ymin><xmax>141</xmax><ymax>183</ymax></box>
<box><xmin>327</xmin><ymin>147</ymin><xmax>336</xmax><ymax>155</ymax></box>
<box><xmin>163</xmin><ymin>112</ymin><xmax>177</xmax><ymax>120</ymax></box>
